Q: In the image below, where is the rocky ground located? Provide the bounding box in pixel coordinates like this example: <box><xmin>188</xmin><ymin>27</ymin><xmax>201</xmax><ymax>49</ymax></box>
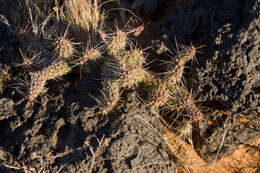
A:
<box><xmin>0</xmin><ymin>0</ymin><xmax>259</xmax><ymax>173</ymax></box>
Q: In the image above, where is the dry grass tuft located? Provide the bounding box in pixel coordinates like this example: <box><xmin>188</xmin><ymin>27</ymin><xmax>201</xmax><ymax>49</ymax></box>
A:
<box><xmin>165</xmin><ymin>126</ymin><xmax>260</xmax><ymax>173</ymax></box>
<box><xmin>163</xmin><ymin>126</ymin><xmax>190</xmax><ymax>166</ymax></box>
<box><xmin>64</xmin><ymin>0</ymin><xmax>105</xmax><ymax>40</ymax></box>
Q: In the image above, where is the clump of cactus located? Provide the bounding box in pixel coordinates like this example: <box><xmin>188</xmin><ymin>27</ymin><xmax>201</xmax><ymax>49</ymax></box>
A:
<box><xmin>14</xmin><ymin>0</ymin><xmax>204</xmax><ymax>123</ymax></box>
<box><xmin>167</xmin><ymin>87</ymin><xmax>204</xmax><ymax>121</ymax></box>
<box><xmin>165</xmin><ymin>43</ymin><xmax>199</xmax><ymax>87</ymax></box>
<box><xmin>140</xmin><ymin>42</ymin><xmax>199</xmax><ymax>111</ymax></box>
<box><xmin>97</xmin><ymin>28</ymin><xmax>150</xmax><ymax>114</ymax></box>
<box><xmin>159</xmin><ymin>43</ymin><xmax>204</xmax><ymax>126</ymax></box>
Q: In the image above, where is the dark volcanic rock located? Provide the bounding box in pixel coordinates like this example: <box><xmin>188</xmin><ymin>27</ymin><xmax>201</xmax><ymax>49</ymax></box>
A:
<box><xmin>64</xmin><ymin>92</ymin><xmax>176</xmax><ymax>172</ymax></box>
<box><xmin>103</xmin><ymin>93</ymin><xmax>175</xmax><ymax>172</ymax></box>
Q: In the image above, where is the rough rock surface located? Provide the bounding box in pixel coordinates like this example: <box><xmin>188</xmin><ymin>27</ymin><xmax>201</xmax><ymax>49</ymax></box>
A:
<box><xmin>0</xmin><ymin>75</ymin><xmax>176</xmax><ymax>172</ymax></box>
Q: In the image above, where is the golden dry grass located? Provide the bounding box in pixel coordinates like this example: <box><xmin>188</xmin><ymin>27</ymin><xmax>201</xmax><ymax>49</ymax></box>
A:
<box><xmin>64</xmin><ymin>0</ymin><xmax>105</xmax><ymax>42</ymax></box>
